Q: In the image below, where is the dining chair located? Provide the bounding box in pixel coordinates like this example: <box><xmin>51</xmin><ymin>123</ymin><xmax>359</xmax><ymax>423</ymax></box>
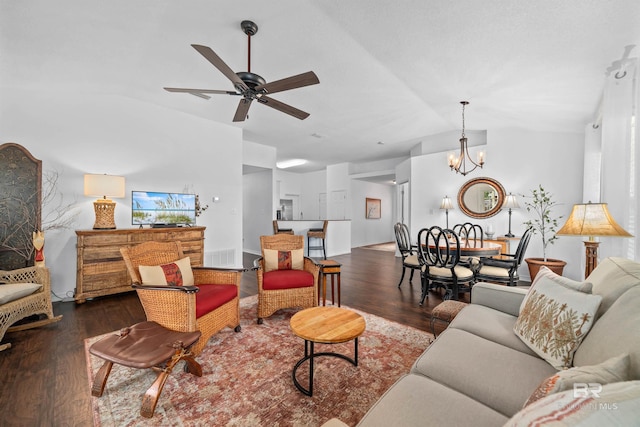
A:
<box><xmin>475</xmin><ymin>227</ymin><xmax>533</xmax><ymax>286</ymax></box>
<box><xmin>416</xmin><ymin>226</ymin><xmax>475</xmax><ymax>304</ymax></box>
<box><xmin>393</xmin><ymin>223</ymin><xmax>421</xmax><ymax>287</ymax></box>
<box><xmin>452</xmin><ymin>222</ymin><xmax>484</xmax><ymax>269</ymax></box>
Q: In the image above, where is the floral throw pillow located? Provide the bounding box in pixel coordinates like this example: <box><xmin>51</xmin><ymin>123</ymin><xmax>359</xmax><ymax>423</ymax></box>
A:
<box><xmin>264</xmin><ymin>248</ymin><xmax>304</xmax><ymax>272</ymax></box>
<box><xmin>514</xmin><ymin>272</ymin><xmax>602</xmax><ymax>369</ymax></box>
<box><xmin>139</xmin><ymin>256</ymin><xmax>194</xmax><ymax>287</ymax></box>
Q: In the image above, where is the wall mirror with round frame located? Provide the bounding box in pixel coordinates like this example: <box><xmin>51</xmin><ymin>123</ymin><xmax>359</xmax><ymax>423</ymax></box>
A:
<box><xmin>457</xmin><ymin>177</ymin><xmax>506</xmax><ymax>219</ymax></box>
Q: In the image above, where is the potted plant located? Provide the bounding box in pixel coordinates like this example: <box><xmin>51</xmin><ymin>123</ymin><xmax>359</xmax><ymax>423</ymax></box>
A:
<box><xmin>523</xmin><ymin>185</ymin><xmax>566</xmax><ymax>280</ymax></box>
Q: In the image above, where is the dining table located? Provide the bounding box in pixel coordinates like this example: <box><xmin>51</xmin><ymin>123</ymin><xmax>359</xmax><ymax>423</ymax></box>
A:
<box><xmin>426</xmin><ymin>239</ymin><xmax>502</xmax><ymax>257</ymax></box>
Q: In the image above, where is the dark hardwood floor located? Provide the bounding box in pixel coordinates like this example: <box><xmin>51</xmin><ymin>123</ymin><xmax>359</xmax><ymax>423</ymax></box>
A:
<box><xmin>0</xmin><ymin>246</ymin><xmax>468</xmax><ymax>426</ymax></box>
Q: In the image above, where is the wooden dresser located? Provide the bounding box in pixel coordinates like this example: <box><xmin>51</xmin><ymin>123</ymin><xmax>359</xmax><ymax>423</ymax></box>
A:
<box><xmin>75</xmin><ymin>227</ymin><xmax>205</xmax><ymax>303</ymax></box>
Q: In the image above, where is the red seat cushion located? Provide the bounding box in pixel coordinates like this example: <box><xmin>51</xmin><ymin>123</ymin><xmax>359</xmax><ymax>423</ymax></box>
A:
<box><xmin>195</xmin><ymin>284</ymin><xmax>237</xmax><ymax>319</ymax></box>
<box><xmin>263</xmin><ymin>270</ymin><xmax>314</xmax><ymax>290</ymax></box>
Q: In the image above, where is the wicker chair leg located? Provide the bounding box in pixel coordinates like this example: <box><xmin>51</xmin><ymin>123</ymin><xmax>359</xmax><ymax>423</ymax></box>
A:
<box><xmin>91</xmin><ymin>360</ymin><xmax>114</xmax><ymax>397</ymax></box>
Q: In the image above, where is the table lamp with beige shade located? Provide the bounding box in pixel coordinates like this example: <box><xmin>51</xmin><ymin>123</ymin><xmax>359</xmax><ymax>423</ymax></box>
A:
<box><xmin>440</xmin><ymin>196</ymin><xmax>454</xmax><ymax>229</ymax></box>
<box><xmin>556</xmin><ymin>202</ymin><xmax>633</xmax><ymax>278</ymax></box>
<box><xmin>84</xmin><ymin>174</ymin><xmax>125</xmax><ymax>229</ymax></box>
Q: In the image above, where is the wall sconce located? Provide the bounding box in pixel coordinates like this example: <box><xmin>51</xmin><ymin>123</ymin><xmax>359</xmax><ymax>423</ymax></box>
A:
<box><xmin>557</xmin><ymin>202</ymin><xmax>632</xmax><ymax>278</ymax></box>
<box><xmin>439</xmin><ymin>196</ymin><xmax>454</xmax><ymax>229</ymax></box>
<box><xmin>502</xmin><ymin>193</ymin><xmax>520</xmax><ymax>237</ymax></box>
<box><xmin>84</xmin><ymin>174</ymin><xmax>125</xmax><ymax>229</ymax></box>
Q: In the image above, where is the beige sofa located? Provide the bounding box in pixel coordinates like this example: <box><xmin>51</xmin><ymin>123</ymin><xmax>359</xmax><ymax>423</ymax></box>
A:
<box><xmin>350</xmin><ymin>257</ymin><xmax>640</xmax><ymax>426</ymax></box>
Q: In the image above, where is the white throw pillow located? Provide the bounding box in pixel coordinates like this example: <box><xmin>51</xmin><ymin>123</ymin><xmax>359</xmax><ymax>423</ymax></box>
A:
<box><xmin>139</xmin><ymin>257</ymin><xmax>194</xmax><ymax>286</ymax></box>
<box><xmin>507</xmin><ymin>380</ymin><xmax>640</xmax><ymax>426</ymax></box>
<box><xmin>524</xmin><ymin>353</ymin><xmax>630</xmax><ymax>407</ymax></box>
<box><xmin>514</xmin><ymin>270</ymin><xmax>602</xmax><ymax>369</ymax></box>
<box><xmin>519</xmin><ymin>266</ymin><xmax>593</xmax><ymax>314</ymax></box>
<box><xmin>0</xmin><ymin>283</ymin><xmax>42</xmax><ymax>305</ymax></box>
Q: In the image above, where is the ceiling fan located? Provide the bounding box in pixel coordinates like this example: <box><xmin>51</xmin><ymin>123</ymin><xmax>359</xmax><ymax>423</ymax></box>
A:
<box><xmin>164</xmin><ymin>20</ymin><xmax>320</xmax><ymax>122</ymax></box>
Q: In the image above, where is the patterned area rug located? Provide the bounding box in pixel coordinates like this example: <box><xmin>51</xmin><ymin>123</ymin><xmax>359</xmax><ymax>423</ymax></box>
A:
<box><xmin>85</xmin><ymin>295</ymin><xmax>432</xmax><ymax>427</ymax></box>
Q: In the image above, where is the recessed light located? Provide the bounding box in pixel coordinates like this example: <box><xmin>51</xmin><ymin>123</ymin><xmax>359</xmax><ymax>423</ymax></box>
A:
<box><xmin>377</xmin><ymin>141</ymin><xmax>384</xmax><ymax>145</ymax></box>
<box><xmin>276</xmin><ymin>159</ymin><xmax>307</xmax><ymax>169</ymax></box>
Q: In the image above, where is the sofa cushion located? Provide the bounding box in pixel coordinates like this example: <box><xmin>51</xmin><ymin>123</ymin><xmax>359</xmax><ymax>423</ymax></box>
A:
<box><xmin>574</xmin><ymin>286</ymin><xmax>640</xmax><ymax>380</ymax></box>
<box><xmin>449</xmin><ymin>303</ymin><xmax>538</xmax><ymax>356</ymax></box>
<box><xmin>587</xmin><ymin>257</ymin><xmax>640</xmax><ymax>318</ymax></box>
<box><xmin>356</xmin><ymin>374</ymin><xmax>508</xmax><ymax>427</ymax></box>
<box><xmin>514</xmin><ymin>271</ymin><xmax>601</xmax><ymax>369</ymax></box>
<box><xmin>524</xmin><ymin>353</ymin><xmax>630</xmax><ymax>406</ymax></box>
<box><xmin>263</xmin><ymin>248</ymin><xmax>304</xmax><ymax>272</ymax></box>
<box><xmin>0</xmin><ymin>282</ymin><xmax>42</xmax><ymax>305</ymax></box>
<box><xmin>411</xmin><ymin>328</ymin><xmax>557</xmax><ymax>417</ymax></box>
<box><xmin>506</xmin><ymin>380</ymin><xmax>640</xmax><ymax>426</ymax></box>
<box><xmin>262</xmin><ymin>269</ymin><xmax>314</xmax><ymax>290</ymax></box>
<box><xmin>139</xmin><ymin>257</ymin><xmax>194</xmax><ymax>287</ymax></box>
<box><xmin>194</xmin><ymin>284</ymin><xmax>237</xmax><ymax>318</ymax></box>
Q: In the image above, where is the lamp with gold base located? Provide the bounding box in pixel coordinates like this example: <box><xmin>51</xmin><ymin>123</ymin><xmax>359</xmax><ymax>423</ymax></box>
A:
<box><xmin>84</xmin><ymin>174</ymin><xmax>125</xmax><ymax>229</ymax></box>
<box><xmin>557</xmin><ymin>202</ymin><xmax>633</xmax><ymax>278</ymax></box>
<box><xmin>440</xmin><ymin>196</ymin><xmax>454</xmax><ymax>229</ymax></box>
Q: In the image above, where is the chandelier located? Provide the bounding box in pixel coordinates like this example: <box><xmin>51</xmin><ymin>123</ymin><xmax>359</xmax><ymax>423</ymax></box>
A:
<box><xmin>448</xmin><ymin>101</ymin><xmax>485</xmax><ymax>176</ymax></box>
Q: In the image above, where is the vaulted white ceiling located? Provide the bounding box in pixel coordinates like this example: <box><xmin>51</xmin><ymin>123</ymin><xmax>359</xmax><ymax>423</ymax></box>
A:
<box><xmin>2</xmin><ymin>0</ymin><xmax>639</xmax><ymax>173</ymax></box>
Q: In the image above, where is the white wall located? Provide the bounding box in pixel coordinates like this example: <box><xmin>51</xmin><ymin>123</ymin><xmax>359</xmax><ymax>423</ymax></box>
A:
<box><xmin>1</xmin><ymin>89</ymin><xmax>243</xmax><ymax>300</ymax></box>
<box><xmin>409</xmin><ymin>128</ymin><xmax>585</xmax><ymax>281</ymax></box>
<box><xmin>300</xmin><ymin>170</ymin><xmax>327</xmax><ymax>220</ymax></box>
<box><xmin>350</xmin><ymin>179</ymin><xmax>395</xmax><ymax>247</ymax></box>
<box><xmin>242</xmin><ymin>169</ymin><xmax>272</xmax><ymax>255</ymax></box>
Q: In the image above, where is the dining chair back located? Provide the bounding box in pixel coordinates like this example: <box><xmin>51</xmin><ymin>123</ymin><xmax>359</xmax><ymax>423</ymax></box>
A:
<box><xmin>453</xmin><ymin>222</ymin><xmax>484</xmax><ymax>245</ymax></box>
<box><xmin>475</xmin><ymin>227</ymin><xmax>533</xmax><ymax>286</ymax></box>
<box><xmin>416</xmin><ymin>226</ymin><xmax>474</xmax><ymax>303</ymax></box>
<box><xmin>452</xmin><ymin>222</ymin><xmax>484</xmax><ymax>268</ymax></box>
<box><xmin>393</xmin><ymin>223</ymin><xmax>421</xmax><ymax>287</ymax></box>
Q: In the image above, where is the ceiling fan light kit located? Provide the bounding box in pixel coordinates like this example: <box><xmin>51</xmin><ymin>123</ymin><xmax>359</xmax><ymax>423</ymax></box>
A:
<box><xmin>164</xmin><ymin>20</ymin><xmax>319</xmax><ymax>122</ymax></box>
<box><xmin>448</xmin><ymin>101</ymin><xmax>485</xmax><ymax>176</ymax></box>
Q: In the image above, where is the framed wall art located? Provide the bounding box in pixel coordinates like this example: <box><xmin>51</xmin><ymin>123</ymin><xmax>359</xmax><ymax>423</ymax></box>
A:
<box><xmin>365</xmin><ymin>197</ymin><xmax>381</xmax><ymax>219</ymax></box>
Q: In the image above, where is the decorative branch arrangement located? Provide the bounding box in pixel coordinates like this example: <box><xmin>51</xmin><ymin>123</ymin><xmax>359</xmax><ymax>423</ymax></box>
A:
<box><xmin>523</xmin><ymin>185</ymin><xmax>562</xmax><ymax>261</ymax></box>
<box><xmin>0</xmin><ymin>170</ymin><xmax>78</xmax><ymax>267</ymax></box>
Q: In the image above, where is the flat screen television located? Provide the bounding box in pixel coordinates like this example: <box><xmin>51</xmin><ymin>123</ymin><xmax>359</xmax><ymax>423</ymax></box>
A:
<box><xmin>131</xmin><ymin>191</ymin><xmax>196</xmax><ymax>227</ymax></box>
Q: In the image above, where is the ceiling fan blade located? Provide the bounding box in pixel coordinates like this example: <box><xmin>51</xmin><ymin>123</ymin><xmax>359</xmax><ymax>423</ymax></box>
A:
<box><xmin>164</xmin><ymin>87</ymin><xmax>239</xmax><ymax>100</ymax></box>
<box><xmin>233</xmin><ymin>98</ymin><xmax>253</xmax><ymax>122</ymax></box>
<box><xmin>191</xmin><ymin>44</ymin><xmax>249</xmax><ymax>92</ymax></box>
<box><xmin>257</xmin><ymin>95</ymin><xmax>310</xmax><ymax>120</ymax></box>
<box><xmin>254</xmin><ymin>71</ymin><xmax>319</xmax><ymax>95</ymax></box>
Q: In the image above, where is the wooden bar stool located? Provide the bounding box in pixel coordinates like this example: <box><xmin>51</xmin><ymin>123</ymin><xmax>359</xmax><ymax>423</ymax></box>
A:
<box><xmin>317</xmin><ymin>259</ymin><xmax>342</xmax><ymax>306</ymax></box>
<box><xmin>307</xmin><ymin>220</ymin><xmax>328</xmax><ymax>259</ymax></box>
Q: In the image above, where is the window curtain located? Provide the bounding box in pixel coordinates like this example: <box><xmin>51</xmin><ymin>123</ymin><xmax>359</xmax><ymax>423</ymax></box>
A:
<box><xmin>594</xmin><ymin>55</ymin><xmax>639</xmax><ymax>260</ymax></box>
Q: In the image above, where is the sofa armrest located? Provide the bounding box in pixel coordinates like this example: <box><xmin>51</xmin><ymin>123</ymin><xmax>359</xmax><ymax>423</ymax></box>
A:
<box><xmin>471</xmin><ymin>282</ymin><xmax>528</xmax><ymax>316</ymax></box>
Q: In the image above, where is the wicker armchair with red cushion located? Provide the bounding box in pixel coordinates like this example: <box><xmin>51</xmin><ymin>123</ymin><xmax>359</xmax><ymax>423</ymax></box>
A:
<box><xmin>120</xmin><ymin>241</ymin><xmax>243</xmax><ymax>356</ymax></box>
<box><xmin>255</xmin><ymin>234</ymin><xmax>318</xmax><ymax>324</ymax></box>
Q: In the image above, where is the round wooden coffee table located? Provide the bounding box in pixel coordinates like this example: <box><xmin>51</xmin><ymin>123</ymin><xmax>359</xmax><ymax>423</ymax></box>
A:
<box><xmin>290</xmin><ymin>306</ymin><xmax>366</xmax><ymax>396</ymax></box>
